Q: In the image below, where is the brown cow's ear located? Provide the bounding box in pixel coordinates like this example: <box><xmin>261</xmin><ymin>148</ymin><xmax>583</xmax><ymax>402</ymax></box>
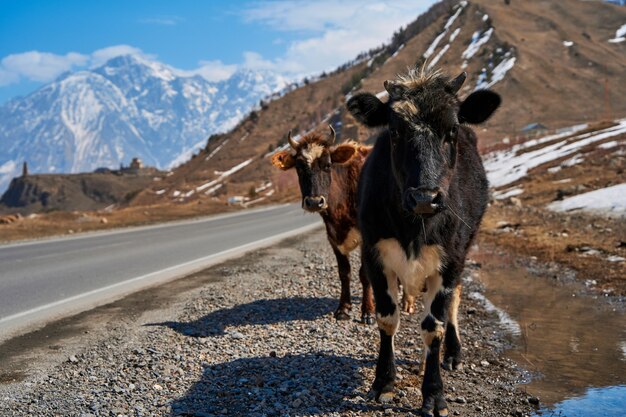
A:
<box><xmin>271</xmin><ymin>151</ymin><xmax>296</xmax><ymax>170</ymax></box>
<box><xmin>330</xmin><ymin>145</ymin><xmax>357</xmax><ymax>164</ymax></box>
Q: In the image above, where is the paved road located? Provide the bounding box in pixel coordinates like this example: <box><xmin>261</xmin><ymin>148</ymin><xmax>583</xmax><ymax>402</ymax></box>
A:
<box><xmin>0</xmin><ymin>204</ymin><xmax>321</xmax><ymax>339</ymax></box>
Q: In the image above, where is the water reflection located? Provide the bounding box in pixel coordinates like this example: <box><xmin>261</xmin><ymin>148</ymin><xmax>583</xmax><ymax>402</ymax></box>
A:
<box><xmin>472</xmin><ymin>248</ymin><xmax>626</xmax><ymax>410</ymax></box>
<box><xmin>533</xmin><ymin>385</ymin><xmax>626</xmax><ymax>417</ymax></box>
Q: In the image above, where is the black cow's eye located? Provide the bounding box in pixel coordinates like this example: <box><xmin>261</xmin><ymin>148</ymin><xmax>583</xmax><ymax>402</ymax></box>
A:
<box><xmin>449</xmin><ymin>125</ymin><xmax>459</xmax><ymax>139</ymax></box>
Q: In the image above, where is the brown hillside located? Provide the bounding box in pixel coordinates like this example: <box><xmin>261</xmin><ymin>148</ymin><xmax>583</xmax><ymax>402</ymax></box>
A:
<box><xmin>358</xmin><ymin>0</ymin><xmax>626</xmax><ymax>142</ymax></box>
<box><xmin>136</xmin><ymin>0</ymin><xmax>626</xmax><ymax>210</ymax></box>
<box><xmin>0</xmin><ymin>168</ymin><xmax>163</xmax><ymax>214</ymax></box>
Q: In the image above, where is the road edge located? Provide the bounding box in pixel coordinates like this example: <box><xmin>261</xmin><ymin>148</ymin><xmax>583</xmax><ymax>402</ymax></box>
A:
<box><xmin>0</xmin><ymin>221</ymin><xmax>322</xmax><ymax>343</ymax></box>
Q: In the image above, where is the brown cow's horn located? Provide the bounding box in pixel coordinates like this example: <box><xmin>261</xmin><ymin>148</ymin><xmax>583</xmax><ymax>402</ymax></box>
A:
<box><xmin>288</xmin><ymin>131</ymin><xmax>299</xmax><ymax>150</ymax></box>
<box><xmin>328</xmin><ymin>124</ymin><xmax>336</xmax><ymax>145</ymax></box>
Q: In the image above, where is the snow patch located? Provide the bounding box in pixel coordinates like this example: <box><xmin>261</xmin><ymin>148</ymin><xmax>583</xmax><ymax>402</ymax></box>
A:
<box><xmin>462</xmin><ymin>28</ymin><xmax>494</xmax><ymax>60</ymax></box>
<box><xmin>205</xmin><ymin>138</ymin><xmax>230</xmax><ymax>161</ymax></box>
<box><xmin>560</xmin><ymin>153</ymin><xmax>584</xmax><ymax>167</ymax></box>
<box><xmin>196</xmin><ymin>158</ymin><xmax>254</xmax><ymax>193</ymax></box>
<box><xmin>598</xmin><ymin>140</ymin><xmax>620</xmax><ymax>149</ymax></box>
<box><xmin>449</xmin><ymin>27</ymin><xmax>461</xmax><ymax>42</ymax></box>
<box><xmin>428</xmin><ymin>44</ymin><xmax>450</xmax><ymax>70</ymax></box>
<box><xmin>475</xmin><ymin>55</ymin><xmax>516</xmax><ymax>90</ymax></box>
<box><xmin>547</xmin><ymin>183</ymin><xmax>626</xmax><ymax>217</ymax></box>
<box><xmin>424</xmin><ymin>31</ymin><xmax>448</xmax><ymax>59</ymax></box>
<box><xmin>204</xmin><ymin>183</ymin><xmax>223</xmax><ymax>195</ymax></box>
<box><xmin>0</xmin><ymin>160</ymin><xmax>17</xmax><ymax>175</ymax></box>
<box><xmin>552</xmin><ymin>178</ymin><xmax>573</xmax><ymax>184</ymax></box>
<box><xmin>609</xmin><ymin>23</ymin><xmax>626</xmax><ymax>43</ymax></box>
<box><xmin>493</xmin><ymin>187</ymin><xmax>524</xmax><ymax>200</ymax></box>
<box><xmin>484</xmin><ymin>120</ymin><xmax>626</xmax><ymax>188</ymax></box>
<box><xmin>423</xmin><ymin>2</ymin><xmax>467</xmax><ymax>59</ymax></box>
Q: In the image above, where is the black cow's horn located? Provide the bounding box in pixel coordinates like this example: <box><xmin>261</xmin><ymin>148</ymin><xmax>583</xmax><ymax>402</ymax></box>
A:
<box><xmin>328</xmin><ymin>124</ymin><xmax>336</xmax><ymax>145</ymax></box>
<box><xmin>384</xmin><ymin>80</ymin><xmax>405</xmax><ymax>99</ymax></box>
<box><xmin>449</xmin><ymin>72</ymin><xmax>467</xmax><ymax>93</ymax></box>
<box><xmin>288</xmin><ymin>131</ymin><xmax>299</xmax><ymax>150</ymax></box>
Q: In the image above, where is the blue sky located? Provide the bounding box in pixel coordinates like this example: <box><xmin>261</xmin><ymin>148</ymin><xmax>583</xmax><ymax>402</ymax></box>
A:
<box><xmin>0</xmin><ymin>0</ymin><xmax>437</xmax><ymax>104</ymax></box>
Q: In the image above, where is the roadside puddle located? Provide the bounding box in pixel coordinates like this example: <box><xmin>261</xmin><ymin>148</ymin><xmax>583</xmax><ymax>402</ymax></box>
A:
<box><xmin>471</xmin><ymin>248</ymin><xmax>626</xmax><ymax>416</ymax></box>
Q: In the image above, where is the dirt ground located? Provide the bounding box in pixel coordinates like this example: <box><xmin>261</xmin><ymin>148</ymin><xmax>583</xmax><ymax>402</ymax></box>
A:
<box><xmin>0</xmin><ymin>230</ymin><xmax>535</xmax><ymax>417</ymax></box>
<box><xmin>483</xmin><ymin>131</ymin><xmax>626</xmax><ymax>297</ymax></box>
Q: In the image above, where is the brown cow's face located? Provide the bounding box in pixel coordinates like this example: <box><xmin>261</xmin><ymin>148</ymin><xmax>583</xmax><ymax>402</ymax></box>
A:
<box><xmin>347</xmin><ymin>69</ymin><xmax>501</xmax><ymax>216</ymax></box>
<box><xmin>271</xmin><ymin>128</ymin><xmax>356</xmax><ymax>213</ymax></box>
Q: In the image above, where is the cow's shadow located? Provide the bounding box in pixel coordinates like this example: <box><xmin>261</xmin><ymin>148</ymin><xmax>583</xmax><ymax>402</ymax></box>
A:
<box><xmin>170</xmin><ymin>353</ymin><xmax>380</xmax><ymax>416</ymax></box>
<box><xmin>147</xmin><ymin>297</ymin><xmax>337</xmax><ymax>337</ymax></box>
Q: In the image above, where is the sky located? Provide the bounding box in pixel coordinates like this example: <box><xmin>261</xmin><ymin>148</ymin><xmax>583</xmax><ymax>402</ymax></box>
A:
<box><xmin>0</xmin><ymin>0</ymin><xmax>438</xmax><ymax>104</ymax></box>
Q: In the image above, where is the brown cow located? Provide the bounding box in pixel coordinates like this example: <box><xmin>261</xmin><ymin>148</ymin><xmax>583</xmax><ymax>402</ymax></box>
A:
<box><xmin>271</xmin><ymin>126</ymin><xmax>376</xmax><ymax>323</ymax></box>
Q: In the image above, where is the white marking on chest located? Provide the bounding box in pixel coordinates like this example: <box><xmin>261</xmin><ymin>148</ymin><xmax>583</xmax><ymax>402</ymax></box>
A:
<box><xmin>375</xmin><ymin>239</ymin><xmax>443</xmax><ymax>297</ymax></box>
<box><xmin>301</xmin><ymin>143</ymin><xmax>324</xmax><ymax>165</ymax></box>
<box><xmin>337</xmin><ymin>227</ymin><xmax>361</xmax><ymax>255</ymax></box>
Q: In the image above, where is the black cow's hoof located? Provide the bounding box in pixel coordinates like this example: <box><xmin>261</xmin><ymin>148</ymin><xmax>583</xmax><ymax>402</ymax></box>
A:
<box><xmin>421</xmin><ymin>407</ymin><xmax>449</xmax><ymax>417</ymax></box>
<box><xmin>334</xmin><ymin>309</ymin><xmax>351</xmax><ymax>321</ymax></box>
<box><xmin>442</xmin><ymin>356</ymin><xmax>463</xmax><ymax>371</ymax></box>
<box><xmin>422</xmin><ymin>394</ymin><xmax>449</xmax><ymax>417</ymax></box>
<box><xmin>361</xmin><ymin>313</ymin><xmax>376</xmax><ymax>325</ymax></box>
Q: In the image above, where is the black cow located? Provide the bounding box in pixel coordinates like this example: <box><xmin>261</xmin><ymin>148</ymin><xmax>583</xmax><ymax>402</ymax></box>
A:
<box><xmin>347</xmin><ymin>68</ymin><xmax>500</xmax><ymax>416</ymax></box>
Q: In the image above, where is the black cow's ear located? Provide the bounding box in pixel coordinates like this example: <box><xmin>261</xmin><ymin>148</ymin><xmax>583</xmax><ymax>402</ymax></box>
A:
<box><xmin>458</xmin><ymin>90</ymin><xmax>501</xmax><ymax>124</ymax></box>
<box><xmin>347</xmin><ymin>93</ymin><xmax>388</xmax><ymax>127</ymax></box>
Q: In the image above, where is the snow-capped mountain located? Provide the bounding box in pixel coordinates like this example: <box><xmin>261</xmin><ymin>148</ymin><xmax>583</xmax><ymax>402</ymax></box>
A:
<box><xmin>0</xmin><ymin>54</ymin><xmax>289</xmax><ymax>192</ymax></box>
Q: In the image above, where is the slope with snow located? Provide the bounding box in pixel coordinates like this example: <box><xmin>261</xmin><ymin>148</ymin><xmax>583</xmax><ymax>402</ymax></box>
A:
<box><xmin>0</xmin><ymin>54</ymin><xmax>289</xmax><ymax>193</ymax></box>
<box><xmin>483</xmin><ymin>120</ymin><xmax>626</xmax><ymax>188</ymax></box>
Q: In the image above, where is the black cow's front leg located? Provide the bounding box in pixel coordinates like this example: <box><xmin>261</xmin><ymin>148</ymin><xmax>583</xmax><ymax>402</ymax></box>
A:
<box><xmin>443</xmin><ymin>284</ymin><xmax>463</xmax><ymax>371</ymax></box>
<box><xmin>363</xmin><ymin>248</ymin><xmax>399</xmax><ymax>403</ymax></box>
<box><xmin>332</xmin><ymin>246</ymin><xmax>352</xmax><ymax>320</ymax></box>
<box><xmin>420</xmin><ymin>275</ymin><xmax>450</xmax><ymax>417</ymax></box>
<box><xmin>358</xmin><ymin>264</ymin><xmax>375</xmax><ymax>324</ymax></box>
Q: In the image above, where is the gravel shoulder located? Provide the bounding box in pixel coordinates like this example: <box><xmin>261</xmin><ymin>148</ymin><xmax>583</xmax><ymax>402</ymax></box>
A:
<box><xmin>0</xmin><ymin>229</ymin><xmax>534</xmax><ymax>417</ymax></box>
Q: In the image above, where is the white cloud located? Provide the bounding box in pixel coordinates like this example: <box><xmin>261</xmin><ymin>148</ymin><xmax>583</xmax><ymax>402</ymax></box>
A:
<box><xmin>90</xmin><ymin>45</ymin><xmax>154</xmax><ymax>67</ymax></box>
<box><xmin>0</xmin><ymin>51</ymin><xmax>88</xmax><ymax>85</ymax></box>
<box><xmin>0</xmin><ymin>44</ymin><xmax>240</xmax><ymax>87</ymax></box>
<box><xmin>0</xmin><ymin>46</ymin><xmax>158</xmax><ymax>86</ymax></box>
<box><xmin>174</xmin><ymin>59</ymin><xmax>238</xmax><ymax>82</ymax></box>
<box><xmin>0</xmin><ymin>1</ymin><xmax>437</xmax><ymax>91</ymax></box>
<box><xmin>242</xmin><ymin>1</ymin><xmax>359</xmax><ymax>32</ymax></box>
<box><xmin>242</xmin><ymin>51</ymin><xmax>276</xmax><ymax>71</ymax></box>
<box><xmin>241</xmin><ymin>0</ymin><xmax>436</xmax><ymax>76</ymax></box>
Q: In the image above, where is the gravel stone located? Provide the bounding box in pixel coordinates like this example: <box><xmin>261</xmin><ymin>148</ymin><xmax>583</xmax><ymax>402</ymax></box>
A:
<box><xmin>0</xmin><ymin>230</ymin><xmax>533</xmax><ymax>416</ymax></box>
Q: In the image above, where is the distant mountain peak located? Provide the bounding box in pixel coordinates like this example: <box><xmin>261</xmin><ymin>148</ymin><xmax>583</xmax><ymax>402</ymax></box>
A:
<box><xmin>0</xmin><ymin>54</ymin><xmax>288</xmax><ymax>192</ymax></box>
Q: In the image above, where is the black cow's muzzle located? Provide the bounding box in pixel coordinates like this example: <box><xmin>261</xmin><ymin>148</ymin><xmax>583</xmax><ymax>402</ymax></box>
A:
<box><xmin>403</xmin><ymin>188</ymin><xmax>446</xmax><ymax>214</ymax></box>
<box><xmin>303</xmin><ymin>196</ymin><xmax>327</xmax><ymax>212</ymax></box>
